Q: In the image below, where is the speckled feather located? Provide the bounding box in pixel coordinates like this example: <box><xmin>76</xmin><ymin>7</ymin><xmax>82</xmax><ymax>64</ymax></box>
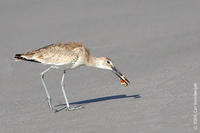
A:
<box><xmin>21</xmin><ymin>42</ymin><xmax>90</xmax><ymax>66</ymax></box>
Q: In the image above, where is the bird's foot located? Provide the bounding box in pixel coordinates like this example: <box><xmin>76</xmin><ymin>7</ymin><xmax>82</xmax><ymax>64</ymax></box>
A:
<box><xmin>66</xmin><ymin>105</ymin><xmax>84</xmax><ymax>111</ymax></box>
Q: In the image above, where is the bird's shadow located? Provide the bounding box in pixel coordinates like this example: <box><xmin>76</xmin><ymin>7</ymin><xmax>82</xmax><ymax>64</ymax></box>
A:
<box><xmin>54</xmin><ymin>94</ymin><xmax>141</xmax><ymax>112</ymax></box>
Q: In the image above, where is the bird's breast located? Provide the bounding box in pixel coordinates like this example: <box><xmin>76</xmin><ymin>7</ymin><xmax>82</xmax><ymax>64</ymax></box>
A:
<box><xmin>71</xmin><ymin>56</ymin><xmax>85</xmax><ymax>69</ymax></box>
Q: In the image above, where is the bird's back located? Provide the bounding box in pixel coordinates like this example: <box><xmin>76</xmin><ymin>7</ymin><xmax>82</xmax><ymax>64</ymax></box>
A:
<box><xmin>16</xmin><ymin>42</ymin><xmax>90</xmax><ymax>66</ymax></box>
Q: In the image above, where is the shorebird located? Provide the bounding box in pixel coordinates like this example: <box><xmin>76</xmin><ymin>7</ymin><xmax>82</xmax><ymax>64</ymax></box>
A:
<box><xmin>14</xmin><ymin>42</ymin><xmax>129</xmax><ymax>111</ymax></box>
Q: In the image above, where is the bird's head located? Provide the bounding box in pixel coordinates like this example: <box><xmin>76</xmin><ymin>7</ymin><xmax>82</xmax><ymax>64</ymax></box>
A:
<box><xmin>96</xmin><ymin>57</ymin><xmax>114</xmax><ymax>70</ymax></box>
<box><xmin>96</xmin><ymin>57</ymin><xmax>130</xmax><ymax>87</ymax></box>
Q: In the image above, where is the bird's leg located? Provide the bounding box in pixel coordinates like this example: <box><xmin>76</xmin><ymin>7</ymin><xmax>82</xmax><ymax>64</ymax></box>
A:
<box><xmin>61</xmin><ymin>70</ymin><xmax>70</xmax><ymax>108</ymax></box>
<box><xmin>61</xmin><ymin>70</ymin><xmax>83</xmax><ymax>111</ymax></box>
<box><xmin>40</xmin><ymin>66</ymin><xmax>54</xmax><ymax>110</ymax></box>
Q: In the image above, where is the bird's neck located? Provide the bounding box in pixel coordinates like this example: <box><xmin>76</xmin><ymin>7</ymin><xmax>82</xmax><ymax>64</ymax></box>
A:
<box><xmin>86</xmin><ymin>56</ymin><xmax>101</xmax><ymax>68</ymax></box>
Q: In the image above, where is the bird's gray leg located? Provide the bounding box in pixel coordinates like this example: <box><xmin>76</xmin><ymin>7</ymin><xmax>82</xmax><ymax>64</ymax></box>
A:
<box><xmin>40</xmin><ymin>66</ymin><xmax>54</xmax><ymax>110</ymax></box>
<box><xmin>61</xmin><ymin>70</ymin><xmax>83</xmax><ymax>111</ymax></box>
<box><xmin>61</xmin><ymin>70</ymin><xmax>70</xmax><ymax>108</ymax></box>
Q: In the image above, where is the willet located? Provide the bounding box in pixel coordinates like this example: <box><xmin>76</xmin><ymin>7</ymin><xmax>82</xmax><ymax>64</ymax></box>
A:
<box><xmin>14</xmin><ymin>42</ymin><xmax>130</xmax><ymax>111</ymax></box>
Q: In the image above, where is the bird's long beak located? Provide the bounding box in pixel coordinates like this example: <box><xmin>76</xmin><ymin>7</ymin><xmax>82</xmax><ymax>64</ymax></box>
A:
<box><xmin>112</xmin><ymin>66</ymin><xmax>130</xmax><ymax>86</ymax></box>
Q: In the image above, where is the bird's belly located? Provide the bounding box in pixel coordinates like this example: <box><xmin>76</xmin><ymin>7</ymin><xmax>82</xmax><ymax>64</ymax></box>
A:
<box><xmin>54</xmin><ymin>56</ymin><xmax>85</xmax><ymax>70</ymax></box>
<box><xmin>53</xmin><ymin>63</ymin><xmax>73</xmax><ymax>70</ymax></box>
<box><xmin>55</xmin><ymin>63</ymin><xmax>83</xmax><ymax>70</ymax></box>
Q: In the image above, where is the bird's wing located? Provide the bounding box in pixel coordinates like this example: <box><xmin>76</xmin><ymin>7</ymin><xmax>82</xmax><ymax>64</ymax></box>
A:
<box><xmin>35</xmin><ymin>51</ymin><xmax>79</xmax><ymax>65</ymax></box>
<box><xmin>22</xmin><ymin>43</ymin><xmax>81</xmax><ymax>65</ymax></box>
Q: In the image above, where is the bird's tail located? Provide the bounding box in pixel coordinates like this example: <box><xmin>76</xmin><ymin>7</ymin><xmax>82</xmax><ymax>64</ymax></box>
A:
<box><xmin>14</xmin><ymin>54</ymin><xmax>40</xmax><ymax>63</ymax></box>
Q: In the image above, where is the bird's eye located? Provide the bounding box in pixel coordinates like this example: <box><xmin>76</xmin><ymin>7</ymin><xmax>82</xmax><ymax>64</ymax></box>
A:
<box><xmin>107</xmin><ymin>61</ymin><xmax>111</xmax><ymax>64</ymax></box>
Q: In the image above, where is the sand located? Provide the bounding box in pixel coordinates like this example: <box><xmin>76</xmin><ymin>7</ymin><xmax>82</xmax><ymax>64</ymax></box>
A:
<box><xmin>0</xmin><ymin>0</ymin><xmax>200</xmax><ymax>132</ymax></box>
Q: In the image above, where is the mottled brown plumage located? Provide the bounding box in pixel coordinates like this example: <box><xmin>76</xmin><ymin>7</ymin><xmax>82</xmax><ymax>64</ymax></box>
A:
<box><xmin>20</xmin><ymin>42</ymin><xmax>90</xmax><ymax>67</ymax></box>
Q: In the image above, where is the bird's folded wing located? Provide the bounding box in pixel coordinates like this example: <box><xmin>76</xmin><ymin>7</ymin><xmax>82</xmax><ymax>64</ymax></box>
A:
<box><xmin>22</xmin><ymin>48</ymin><xmax>78</xmax><ymax>65</ymax></box>
<box><xmin>33</xmin><ymin>51</ymin><xmax>78</xmax><ymax>65</ymax></box>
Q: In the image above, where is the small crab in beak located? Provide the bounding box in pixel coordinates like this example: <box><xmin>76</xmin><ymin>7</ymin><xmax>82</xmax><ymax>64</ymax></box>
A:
<box><xmin>111</xmin><ymin>66</ymin><xmax>130</xmax><ymax>87</ymax></box>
